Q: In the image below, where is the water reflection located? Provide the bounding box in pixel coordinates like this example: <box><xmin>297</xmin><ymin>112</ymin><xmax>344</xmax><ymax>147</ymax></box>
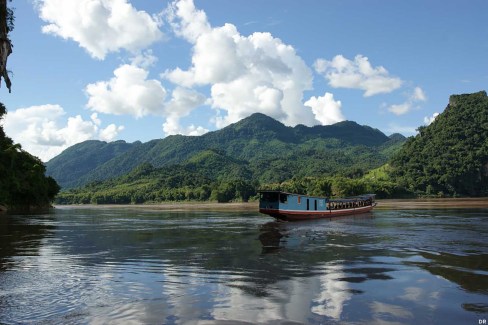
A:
<box><xmin>311</xmin><ymin>263</ymin><xmax>351</xmax><ymax>319</ymax></box>
<box><xmin>255</xmin><ymin>218</ymin><xmax>399</xmax><ymax>321</ymax></box>
<box><xmin>369</xmin><ymin>301</ymin><xmax>414</xmax><ymax>321</ymax></box>
<box><xmin>406</xmin><ymin>251</ymin><xmax>488</xmax><ymax>294</ymax></box>
<box><xmin>0</xmin><ymin>214</ymin><xmax>56</xmax><ymax>270</ymax></box>
<box><xmin>258</xmin><ymin>222</ymin><xmax>285</xmax><ymax>253</ymax></box>
<box><xmin>0</xmin><ymin>208</ymin><xmax>487</xmax><ymax>324</ymax></box>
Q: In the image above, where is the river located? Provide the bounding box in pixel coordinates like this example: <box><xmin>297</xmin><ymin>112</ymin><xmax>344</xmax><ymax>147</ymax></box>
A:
<box><xmin>0</xmin><ymin>206</ymin><xmax>487</xmax><ymax>324</ymax></box>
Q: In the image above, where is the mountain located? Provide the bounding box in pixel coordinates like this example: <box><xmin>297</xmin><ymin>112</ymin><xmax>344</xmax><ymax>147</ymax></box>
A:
<box><xmin>388</xmin><ymin>133</ymin><xmax>407</xmax><ymax>142</ymax></box>
<box><xmin>185</xmin><ymin>149</ymin><xmax>253</xmax><ymax>181</ymax></box>
<box><xmin>56</xmin><ymin>150</ymin><xmax>256</xmax><ymax>204</ymax></box>
<box><xmin>46</xmin><ymin>140</ymin><xmax>141</xmax><ymax>189</ymax></box>
<box><xmin>391</xmin><ymin>91</ymin><xmax>488</xmax><ymax>196</ymax></box>
<box><xmin>46</xmin><ymin>113</ymin><xmax>400</xmax><ymax>189</ymax></box>
<box><xmin>294</xmin><ymin>120</ymin><xmax>390</xmax><ymax>146</ymax></box>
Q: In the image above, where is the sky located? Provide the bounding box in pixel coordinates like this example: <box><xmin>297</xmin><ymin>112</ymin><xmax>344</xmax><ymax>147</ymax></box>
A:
<box><xmin>1</xmin><ymin>0</ymin><xmax>487</xmax><ymax>162</ymax></box>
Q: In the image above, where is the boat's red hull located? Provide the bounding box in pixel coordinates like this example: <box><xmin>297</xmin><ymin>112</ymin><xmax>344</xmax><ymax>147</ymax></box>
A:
<box><xmin>259</xmin><ymin>204</ymin><xmax>375</xmax><ymax>221</ymax></box>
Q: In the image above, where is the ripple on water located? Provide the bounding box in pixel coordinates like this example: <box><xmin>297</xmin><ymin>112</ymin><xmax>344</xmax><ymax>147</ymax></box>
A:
<box><xmin>1</xmin><ymin>208</ymin><xmax>487</xmax><ymax>324</ymax></box>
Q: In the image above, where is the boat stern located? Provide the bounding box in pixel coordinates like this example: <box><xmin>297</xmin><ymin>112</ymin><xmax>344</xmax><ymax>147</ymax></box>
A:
<box><xmin>258</xmin><ymin>190</ymin><xmax>281</xmax><ymax>216</ymax></box>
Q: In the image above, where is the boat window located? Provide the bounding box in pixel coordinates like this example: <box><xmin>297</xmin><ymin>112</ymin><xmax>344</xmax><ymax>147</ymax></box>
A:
<box><xmin>279</xmin><ymin>194</ymin><xmax>288</xmax><ymax>203</ymax></box>
<box><xmin>261</xmin><ymin>192</ymin><xmax>279</xmax><ymax>202</ymax></box>
<box><xmin>297</xmin><ymin>196</ymin><xmax>301</xmax><ymax>204</ymax></box>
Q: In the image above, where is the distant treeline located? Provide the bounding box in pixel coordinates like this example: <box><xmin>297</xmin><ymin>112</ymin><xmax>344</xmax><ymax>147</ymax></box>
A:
<box><xmin>55</xmin><ymin>162</ymin><xmax>406</xmax><ymax>204</ymax></box>
<box><xmin>55</xmin><ymin>91</ymin><xmax>488</xmax><ymax>204</ymax></box>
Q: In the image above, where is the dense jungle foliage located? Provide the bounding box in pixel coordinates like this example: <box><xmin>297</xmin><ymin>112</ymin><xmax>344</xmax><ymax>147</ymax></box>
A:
<box><xmin>55</xmin><ymin>158</ymin><xmax>405</xmax><ymax>204</ymax></box>
<box><xmin>54</xmin><ymin>114</ymin><xmax>405</xmax><ymax>204</ymax></box>
<box><xmin>53</xmin><ymin>91</ymin><xmax>488</xmax><ymax>204</ymax></box>
<box><xmin>390</xmin><ymin>91</ymin><xmax>488</xmax><ymax>197</ymax></box>
<box><xmin>0</xmin><ymin>103</ymin><xmax>60</xmax><ymax>210</ymax></box>
<box><xmin>47</xmin><ymin>113</ymin><xmax>403</xmax><ymax>189</ymax></box>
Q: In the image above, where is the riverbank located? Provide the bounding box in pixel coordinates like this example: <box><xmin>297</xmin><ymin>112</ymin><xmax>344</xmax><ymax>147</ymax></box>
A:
<box><xmin>55</xmin><ymin>202</ymin><xmax>256</xmax><ymax>212</ymax></box>
<box><xmin>55</xmin><ymin>197</ymin><xmax>488</xmax><ymax>212</ymax></box>
<box><xmin>1</xmin><ymin>204</ymin><xmax>55</xmax><ymax>214</ymax></box>
<box><xmin>376</xmin><ymin>197</ymin><xmax>488</xmax><ymax>209</ymax></box>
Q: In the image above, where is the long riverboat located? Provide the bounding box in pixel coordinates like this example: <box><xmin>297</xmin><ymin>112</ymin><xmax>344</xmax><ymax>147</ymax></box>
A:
<box><xmin>258</xmin><ymin>190</ymin><xmax>376</xmax><ymax>221</ymax></box>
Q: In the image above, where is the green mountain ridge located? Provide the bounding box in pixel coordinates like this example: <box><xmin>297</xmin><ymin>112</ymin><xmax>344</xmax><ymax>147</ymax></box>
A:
<box><xmin>47</xmin><ymin>113</ymin><xmax>401</xmax><ymax>189</ymax></box>
<box><xmin>52</xmin><ymin>91</ymin><xmax>488</xmax><ymax>203</ymax></box>
<box><xmin>46</xmin><ymin>139</ymin><xmax>141</xmax><ymax>188</ymax></box>
<box><xmin>185</xmin><ymin>149</ymin><xmax>253</xmax><ymax>181</ymax></box>
<box><xmin>391</xmin><ymin>91</ymin><xmax>488</xmax><ymax>196</ymax></box>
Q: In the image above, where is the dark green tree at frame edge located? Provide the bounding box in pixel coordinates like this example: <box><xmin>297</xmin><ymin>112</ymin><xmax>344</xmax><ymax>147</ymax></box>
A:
<box><xmin>0</xmin><ymin>0</ymin><xmax>13</xmax><ymax>93</ymax></box>
<box><xmin>0</xmin><ymin>103</ymin><xmax>61</xmax><ymax>209</ymax></box>
<box><xmin>389</xmin><ymin>91</ymin><xmax>488</xmax><ymax>197</ymax></box>
<box><xmin>0</xmin><ymin>4</ymin><xmax>60</xmax><ymax>209</ymax></box>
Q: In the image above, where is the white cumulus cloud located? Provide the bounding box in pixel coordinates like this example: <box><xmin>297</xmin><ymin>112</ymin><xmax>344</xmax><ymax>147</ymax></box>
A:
<box><xmin>164</xmin><ymin>0</ymin><xmax>317</xmax><ymax>128</ymax></box>
<box><xmin>304</xmin><ymin>92</ymin><xmax>345</xmax><ymax>125</ymax></box>
<box><xmin>166</xmin><ymin>0</ymin><xmax>211</xmax><ymax>42</ymax></box>
<box><xmin>388</xmin><ymin>103</ymin><xmax>411</xmax><ymax>115</ymax></box>
<box><xmin>424</xmin><ymin>112</ymin><xmax>439</xmax><ymax>125</ymax></box>
<box><xmin>412</xmin><ymin>86</ymin><xmax>427</xmax><ymax>101</ymax></box>
<box><xmin>37</xmin><ymin>0</ymin><xmax>163</xmax><ymax>59</ymax></box>
<box><xmin>162</xmin><ymin>87</ymin><xmax>207</xmax><ymax>136</ymax></box>
<box><xmin>314</xmin><ymin>55</ymin><xmax>403</xmax><ymax>97</ymax></box>
<box><xmin>130</xmin><ymin>50</ymin><xmax>158</xmax><ymax>69</ymax></box>
<box><xmin>387</xmin><ymin>86</ymin><xmax>427</xmax><ymax>116</ymax></box>
<box><xmin>2</xmin><ymin>106</ymin><xmax>124</xmax><ymax>161</ymax></box>
<box><xmin>86</xmin><ymin>62</ymin><xmax>208</xmax><ymax>136</ymax></box>
<box><xmin>99</xmin><ymin>123</ymin><xmax>125</xmax><ymax>141</ymax></box>
<box><xmin>86</xmin><ymin>64</ymin><xmax>168</xmax><ymax>117</ymax></box>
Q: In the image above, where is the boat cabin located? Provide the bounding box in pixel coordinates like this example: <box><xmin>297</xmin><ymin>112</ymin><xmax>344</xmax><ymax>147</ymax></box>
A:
<box><xmin>259</xmin><ymin>191</ymin><xmax>328</xmax><ymax>212</ymax></box>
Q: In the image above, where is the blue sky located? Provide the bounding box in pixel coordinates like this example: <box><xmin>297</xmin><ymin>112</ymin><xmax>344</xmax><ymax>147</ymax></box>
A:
<box><xmin>1</xmin><ymin>0</ymin><xmax>487</xmax><ymax>161</ymax></box>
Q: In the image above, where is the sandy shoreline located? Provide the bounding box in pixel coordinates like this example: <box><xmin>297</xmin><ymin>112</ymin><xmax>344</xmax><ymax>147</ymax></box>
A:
<box><xmin>376</xmin><ymin>197</ymin><xmax>488</xmax><ymax>209</ymax></box>
<box><xmin>55</xmin><ymin>202</ymin><xmax>257</xmax><ymax>212</ymax></box>
<box><xmin>55</xmin><ymin>198</ymin><xmax>488</xmax><ymax>211</ymax></box>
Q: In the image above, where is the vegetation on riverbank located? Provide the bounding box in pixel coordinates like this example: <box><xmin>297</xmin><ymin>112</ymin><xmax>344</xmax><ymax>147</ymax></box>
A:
<box><xmin>0</xmin><ymin>103</ymin><xmax>60</xmax><ymax>212</ymax></box>
<box><xmin>47</xmin><ymin>113</ymin><xmax>404</xmax><ymax>190</ymax></box>
<box><xmin>53</xmin><ymin>115</ymin><xmax>405</xmax><ymax>204</ymax></box>
<box><xmin>268</xmin><ymin>92</ymin><xmax>488</xmax><ymax>198</ymax></box>
<box><xmin>390</xmin><ymin>91</ymin><xmax>488</xmax><ymax>197</ymax></box>
<box><xmin>54</xmin><ymin>171</ymin><xmax>405</xmax><ymax>205</ymax></box>
<box><xmin>53</xmin><ymin>91</ymin><xmax>487</xmax><ymax>204</ymax></box>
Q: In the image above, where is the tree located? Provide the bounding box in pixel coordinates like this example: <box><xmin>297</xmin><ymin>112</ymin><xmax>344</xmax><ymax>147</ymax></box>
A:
<box><xmin>1</xmin><ymin>100</ymin><xmax>61</xmax><ymax>209</ymax></box>
<box><xmin>0</xmin><ymin>102</ymin><xmax>6</xmax><ymax>139</ymax></box>
<box><xmin>0</xmin><ymin>0</ymin><xmax>13</xmax><ymax>92</ymax></box>
<box><xmin>390</xmin><ymin>91</ymin><xmax>488</xmax><ymax>196</ymax></box>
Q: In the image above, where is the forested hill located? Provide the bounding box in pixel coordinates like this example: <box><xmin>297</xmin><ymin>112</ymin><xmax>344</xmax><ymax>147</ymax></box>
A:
<box><xmin>47</xmin><ymin>113</ymin><xmax>403</xmax><ymax>189</ymax></box>
<box><xmin>390</xmin><ymin>91</ymin><xmax>488</xmax><ymax>196</ymax></box>
<box><xmin>46</xmin><ymin>140</ymin><xmax>141</xmax><ymax>189</ymax></box>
